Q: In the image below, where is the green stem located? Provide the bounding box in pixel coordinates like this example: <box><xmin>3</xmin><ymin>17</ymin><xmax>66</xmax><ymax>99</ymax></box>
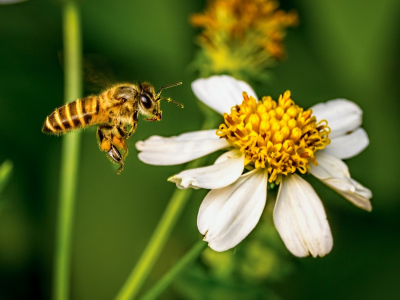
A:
<box><xmin>53</xmin><ymin>2</ymin><xmax>82</xmax><ymax>300</ymax></box>
<box><xmin>115</xmin><ymin>115</ymin><xmax>218</xmax><ymax>300</ymax></box>
<box><xmin>0</xmin><ymin>160</ymin><xmax>13</xmax><ymax>195</ymax></box>
<box><xmin>0</xmin><ymin>160</ymin><xmax>13</xmax><ymax>214</ymax></box>
<box><xmin>139</xmin><ymin>241</ymin><xmax>206</xmax><ymax>300</ymax></box>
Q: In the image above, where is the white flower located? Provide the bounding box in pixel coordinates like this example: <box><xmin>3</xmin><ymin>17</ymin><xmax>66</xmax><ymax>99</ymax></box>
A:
<box><xmin>136</xmin><ymin>75</ymin><xmax>372</xmax><ymax>258</ymax></box>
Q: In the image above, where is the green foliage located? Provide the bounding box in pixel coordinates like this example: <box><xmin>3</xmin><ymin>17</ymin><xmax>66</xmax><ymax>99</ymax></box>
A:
<box><xmin>175</xmin><ymin>201</ymin><xmax>294</xmax><ymax>300</ymax></box>
<box><xmin>175</xmin><ymin>267</ymin><xmax>281</xmax><ymax>300</ymax></box>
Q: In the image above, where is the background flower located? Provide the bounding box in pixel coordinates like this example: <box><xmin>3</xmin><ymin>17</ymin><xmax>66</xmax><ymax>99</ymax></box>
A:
<box><xmin>191</xmin><ymin>0</ymin><xmax>297</xmax><ymax>81</ymax></box>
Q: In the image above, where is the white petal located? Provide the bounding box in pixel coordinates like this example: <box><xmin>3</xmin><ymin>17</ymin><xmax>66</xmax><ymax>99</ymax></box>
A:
<box><xmin>274</xmin><ymin>174</ymin><xmax>333</xmax><ymax>258</ymax></box>
<box><xmin>323</xmin><ymin>128</ymin><xmax>369</xmax><ymax>159</ymax></box>
<box><xmin>191</xmin><ymin>75</ymin><xmax>258</xmax><ymax>115</ymax></box>
<box><xmin>213</xmin><ymin>149</ymin><xmax>238</xmax><ymax>165</ymax></box>
<box><xmin>310</xmin><ymin>152</ymin><xmax>372</xmax><ymax>211</ymax></box>
<box><xmin>198</xmin><ymin>169</ymin><xmax>268</xmax><ymax>252</ymax></box>
<box><xmin>310</xmin><ymin>99</ymin><xmax>362</xmax><ymax>138</ymax></box>
<box><xmin>168</xmin><ymin>150</ymin><xmax>244</xmax><ymax>190</ymax></box>
<box><xmin>136</xmin><ymin>129</ymin><xmax>230</xmax><ymax>165</ymax></box>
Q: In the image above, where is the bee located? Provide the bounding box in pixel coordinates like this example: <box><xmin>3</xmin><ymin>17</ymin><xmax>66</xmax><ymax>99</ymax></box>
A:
<box><xmin>42</xmin><ymin>81</ymin><xmax>183</xmax><ymax>174</ymax></box>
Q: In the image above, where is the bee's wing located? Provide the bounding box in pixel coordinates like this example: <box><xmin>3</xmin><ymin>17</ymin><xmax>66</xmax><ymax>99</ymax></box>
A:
<box><xmin>58</xmin><ymin>52</ymin><xmax>117</xmax><ymax>93</ymax></box>
<box><xmin>82</xmin><ymin>54</ymin><xmax>117</xmax><ymax>93</ymax></box>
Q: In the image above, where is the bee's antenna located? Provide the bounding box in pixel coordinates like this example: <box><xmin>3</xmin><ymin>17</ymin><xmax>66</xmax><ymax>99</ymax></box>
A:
<box><xmin>159</xmin><ymin>97</ymin><xmax>184</xmax><ymax>108</ymax></box>
<box><xmin>156</xmin><ymin>81</ymin><xmax>182</xmax><ymax>98</ymax></box>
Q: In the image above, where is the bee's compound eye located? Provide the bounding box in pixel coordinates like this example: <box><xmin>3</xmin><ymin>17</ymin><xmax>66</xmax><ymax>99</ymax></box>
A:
<box><xmin>141</xmin><ymin>94</ymin><xmax>152</xmax><ymax>109</ymax></box>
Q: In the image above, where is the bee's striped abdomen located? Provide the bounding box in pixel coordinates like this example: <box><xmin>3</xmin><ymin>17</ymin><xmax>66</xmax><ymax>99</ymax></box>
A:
<box><xmin>42</xmin><ymin>96</ymin><xmax>99</xmax><ymax>134</ymax></box>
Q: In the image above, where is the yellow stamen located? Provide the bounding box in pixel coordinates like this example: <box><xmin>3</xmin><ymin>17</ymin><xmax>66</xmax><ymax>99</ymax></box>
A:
<box><xmin>217</xmin><ymin>91</ymin><xmax>331</xmax><ymax>183</ymax></box>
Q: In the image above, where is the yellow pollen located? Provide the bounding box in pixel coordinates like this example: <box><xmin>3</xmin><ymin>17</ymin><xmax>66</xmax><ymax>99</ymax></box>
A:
<box><xmin>217</xmin><ymin>91</ymin><xmax>331</xmax><ymax>184</ymax></box>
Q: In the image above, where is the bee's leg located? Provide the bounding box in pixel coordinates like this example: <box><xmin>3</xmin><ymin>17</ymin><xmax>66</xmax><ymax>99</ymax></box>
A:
<box><xmin>114</xmin><ymin>122</ymin><xmax>134</xmax><ymax>140</ymax></box>
<box><xmin>111</xmin><ymin>126</ymin><xmax>129</xmax><ymax>159</ymax></box>
<box><xmin>97</xmin><ymin>126</ymin><xmax>112</xmax><ymax>153</ymax></box>
<box><xmin>97</xmin><ymin>126</ymin><xmax>124</xmax><ymax>174</ymax></box>
<box><xmin>126</xmin><ymin>110</ymin><xmax>139</xmax><ymax>139</ymax></box>
<box><xmin>112</xmin><ymin>135</ymin><xmax>129</xmax><ymax>159</ymax></box>
<box><xmin>114</xmin><ymin>124</ymin><xmax>128</xmax><ymax>139</ymax></box>
<box><xmin>107</xmin><ymin>144</ymin><xmax>124</xmax><ymax>174</ymax></box>
<box><xmin>126</xmin><ymin>123</ymin><xmax>136</xmax><ymax>139</ymax></box>
<box><xmin>110</xmin><ymin>135</ymin><xmax>127</xmax><ymax>174</ymax></box>
<box><xmin>96</xmin><ymin>126</ymin><xmax>112</xmax><ymax>152</ymax></box>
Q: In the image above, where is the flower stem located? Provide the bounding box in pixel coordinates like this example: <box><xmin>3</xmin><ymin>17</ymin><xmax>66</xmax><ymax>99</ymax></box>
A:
<box><xmin>115</xmin><ymin>115</ymin><xmax>218</xmax><ymax>300</ymax></box>
<box><xmin>0</xmin><ymin>160</ymin><xmax>13</xmax><ymax>214</ymax></box>
<box><xmin>139</xmin><ymin>240</ymin><xmax>207</xmax><ymax>300</ymax></box>
<box><xmin>53</xmin><ymin>1</ymin><xmax>82</xmax><ymax>300</ymax></box>
<box><xmin>0</xmin><ymin>160</ymin><xmax>13</xmax><ymax>195</ymax></box>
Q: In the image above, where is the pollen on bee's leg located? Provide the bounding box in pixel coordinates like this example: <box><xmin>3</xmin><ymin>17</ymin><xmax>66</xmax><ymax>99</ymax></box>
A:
<box><xmin>100</xmin><ymin>139</ymin><xmax>111</xmax><ymax>152</ymax></box>
<box><xmin>112</xmin><ymin>135</ymin><xmax>128</xmax><ymax>158</ymax></box>
<box><xmin>112</xmin><ymin>135</ymin><xmax>123</xmax><ymax>148</ymax></box>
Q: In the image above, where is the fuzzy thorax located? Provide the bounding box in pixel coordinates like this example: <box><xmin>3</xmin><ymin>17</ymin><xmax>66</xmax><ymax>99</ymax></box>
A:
<box><xmin>217</xmin><ymin>91</ymin><xmax>331</xmax><ymax>183</ymax></box>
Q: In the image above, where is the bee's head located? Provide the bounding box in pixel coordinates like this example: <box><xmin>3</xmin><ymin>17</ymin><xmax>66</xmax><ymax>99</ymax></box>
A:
<box><xmin>138</xmin><ymin>82</ymin><xmax>162</xmax><ymax>121</ymax></box>
<box><xmin>139</xmin><ymin>81</ymin><xmax>184</xmax><ymax>122</ymax></box>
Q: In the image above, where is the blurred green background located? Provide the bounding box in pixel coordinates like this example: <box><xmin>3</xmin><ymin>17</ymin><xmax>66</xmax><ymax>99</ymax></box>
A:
<box><xmin>0</xmin><ymin>0</ymin><xmax>400</xmax><ymax>299</ymax></box>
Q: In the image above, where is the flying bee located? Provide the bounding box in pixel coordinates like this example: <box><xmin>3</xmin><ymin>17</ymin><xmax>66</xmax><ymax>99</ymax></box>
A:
<box><xmin>42</xmin><ymin>81</ymin><xmax>183</xmax><ymax>174</ymax></box>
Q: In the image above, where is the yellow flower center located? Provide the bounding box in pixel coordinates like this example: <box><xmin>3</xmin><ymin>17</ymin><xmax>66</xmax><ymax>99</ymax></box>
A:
<box><xmin>217</xmin><ymin>91</ymin><xmax>331</xmax><ymax>184</ymax></box>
